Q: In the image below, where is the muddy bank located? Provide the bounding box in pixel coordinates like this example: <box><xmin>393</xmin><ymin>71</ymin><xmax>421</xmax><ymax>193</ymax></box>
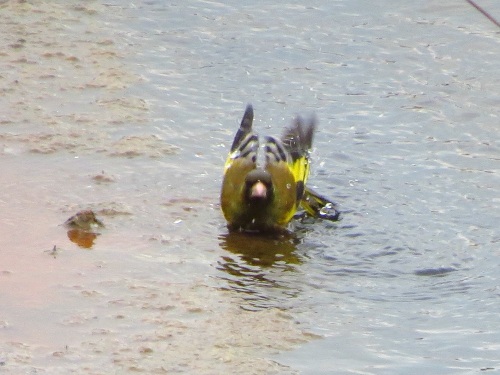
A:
<box><xmin>0</xmin><ymin>2</ymin><xmax>315</xmax><ymax>374</ymax></box>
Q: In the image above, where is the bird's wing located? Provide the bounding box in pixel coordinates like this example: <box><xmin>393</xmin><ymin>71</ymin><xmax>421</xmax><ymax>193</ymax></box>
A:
<box><xmin>260</xmin><ymin>135</ymin><xmax>297</xmax><ymax>226</ymax></box>
<box><xmin>221</xmin><ymin>105</ymin><xmax>260</xmax><ymax>226</ymax></box>
<box><xmin>224</xmin><ymin>104</ymin><xmax>258</xmax><ymax>173</ymax></box>
<box><xmin>280</xmin><ymin>116</ymin><xmax>316</xmax><ymax>202</ymax></box>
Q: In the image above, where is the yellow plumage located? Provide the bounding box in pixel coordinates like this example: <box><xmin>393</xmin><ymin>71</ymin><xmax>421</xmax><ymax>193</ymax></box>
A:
<box><xmin>220</xmin><ymin>104</ymin><xmax>320</xmax><ymax>232</ymax></box>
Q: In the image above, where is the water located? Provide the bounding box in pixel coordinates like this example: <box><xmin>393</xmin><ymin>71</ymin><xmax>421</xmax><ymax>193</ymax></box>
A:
<box><xmin>1</xmin><ymin>1</ymin><xmax>499</xmax><ymax>373</ymax></box>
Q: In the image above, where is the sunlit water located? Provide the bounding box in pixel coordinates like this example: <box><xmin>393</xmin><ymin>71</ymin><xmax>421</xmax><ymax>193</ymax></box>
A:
<box><xmin>1</xmin><ymin>1</ymin><xmax>499</xmax><ymax>374</ymax></box>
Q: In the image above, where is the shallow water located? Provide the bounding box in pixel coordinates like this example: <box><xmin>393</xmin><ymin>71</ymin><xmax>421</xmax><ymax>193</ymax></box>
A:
<box><xmin>1</xmin><ymin>0</ymin><xmax>499</xmax><ymax>374</ymax></box>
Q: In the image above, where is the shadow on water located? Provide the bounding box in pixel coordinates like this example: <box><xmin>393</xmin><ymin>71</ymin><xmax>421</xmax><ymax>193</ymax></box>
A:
<box><xmin>219</xmin><ymin>231</ymin><xmax>303</xmax><ymax>267</ymax></box>
<box><xmin>217</xmin><ymin>231</ymin><xmax>305</xmax><ymax>310</ymax></box>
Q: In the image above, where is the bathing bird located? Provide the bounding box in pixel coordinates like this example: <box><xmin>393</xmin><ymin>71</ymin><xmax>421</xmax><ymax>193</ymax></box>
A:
<box><xmin>220</xmin><ymin>104</ymin><xmax>318</xmax><ymax>232</ymax></box>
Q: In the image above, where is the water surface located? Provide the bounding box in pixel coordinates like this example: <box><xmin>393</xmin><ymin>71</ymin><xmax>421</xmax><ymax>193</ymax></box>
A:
<box><xmin>1</xmin><ymin>1</ymin><xmax>499</xmax><ymax>374</ymax></box>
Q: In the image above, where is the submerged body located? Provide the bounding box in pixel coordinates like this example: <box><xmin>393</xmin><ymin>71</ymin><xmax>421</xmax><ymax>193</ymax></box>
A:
<box><xmin>220</xmin><ymin>104</ymin><xmax>315</xmax><ymax>232</ymax></box>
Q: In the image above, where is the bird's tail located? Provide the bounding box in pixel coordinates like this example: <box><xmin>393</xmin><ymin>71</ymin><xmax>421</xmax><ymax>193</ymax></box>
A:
<box><xmin>300</xmin><ymin>187</ymin><xmax>340</xmax><ymax>221</ymax></box>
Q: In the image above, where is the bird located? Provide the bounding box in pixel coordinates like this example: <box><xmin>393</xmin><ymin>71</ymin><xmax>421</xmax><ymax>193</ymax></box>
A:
<box><xmin>220</xmin><ymin>104</ymin><xmax>317</xmax><ymax>232</ymax></box>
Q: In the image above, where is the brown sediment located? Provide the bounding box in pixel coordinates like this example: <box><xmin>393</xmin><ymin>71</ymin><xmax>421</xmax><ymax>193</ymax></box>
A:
<box><xmin>0</xmin><ymin>0</ymin><xmax>165</xmax><ymax>157</ymax></box>
<box><xmin>0</xmin><ymin>3</ymin><xmax>315</xmax><ymax>374</ymax></box>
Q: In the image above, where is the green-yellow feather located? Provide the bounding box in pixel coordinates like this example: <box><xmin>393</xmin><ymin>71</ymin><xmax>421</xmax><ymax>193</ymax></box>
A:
<box><xmin>221</xmin><ymin>105</ymin><xmax>320</xmax><ymax>231</ymax></box>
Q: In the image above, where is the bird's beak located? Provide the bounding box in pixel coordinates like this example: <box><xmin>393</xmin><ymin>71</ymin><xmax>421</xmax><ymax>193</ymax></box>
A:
<box><xmin>250</xmin><ymin>181</ymin><xmax>267</xmax><ymax>199</ymax></box>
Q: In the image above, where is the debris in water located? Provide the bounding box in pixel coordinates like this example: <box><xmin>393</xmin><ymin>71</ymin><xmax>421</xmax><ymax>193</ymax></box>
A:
<box><xmin>64</xmin><ymin>210</ymin><xmax>104</xmax><ymax>230</ymax></box>
<box><xmin>64</xmin><ymin>210</ymin><xmax>103</xmax><ymax>248</ymax></box>
<box><xmin>44</xmin><ymin>245</ymin><xmax>60</xmax><ymax>258</ymax></box>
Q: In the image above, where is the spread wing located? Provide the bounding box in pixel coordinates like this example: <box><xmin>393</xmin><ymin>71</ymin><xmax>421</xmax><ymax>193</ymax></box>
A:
<box><xmin>221</xmin><ymin>104</ymin><xmax>260</xmax><ymax>226</ymax></box>
<box><xmin>224</xmin><ymin>104</ymin><xmax>258</xmax><ymax>173</ymax></box>
<box><xmin>280</xmin><ymin>115</ymin><xmax>316</xmax><ymax>202</ymax></box>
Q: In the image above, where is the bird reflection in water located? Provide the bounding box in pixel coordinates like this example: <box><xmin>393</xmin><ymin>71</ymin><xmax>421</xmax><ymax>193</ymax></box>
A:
<box><xmin>217</xmin><ymin>231</ymin><xmax>304</xmax><ymax>310</ymax></box>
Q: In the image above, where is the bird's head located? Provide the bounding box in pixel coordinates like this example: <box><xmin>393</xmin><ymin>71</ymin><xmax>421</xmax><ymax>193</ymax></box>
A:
<box><xmin>244</xmin><ymin>169</ymin><xmax>273</xmax><ymax>205</ymax></box>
